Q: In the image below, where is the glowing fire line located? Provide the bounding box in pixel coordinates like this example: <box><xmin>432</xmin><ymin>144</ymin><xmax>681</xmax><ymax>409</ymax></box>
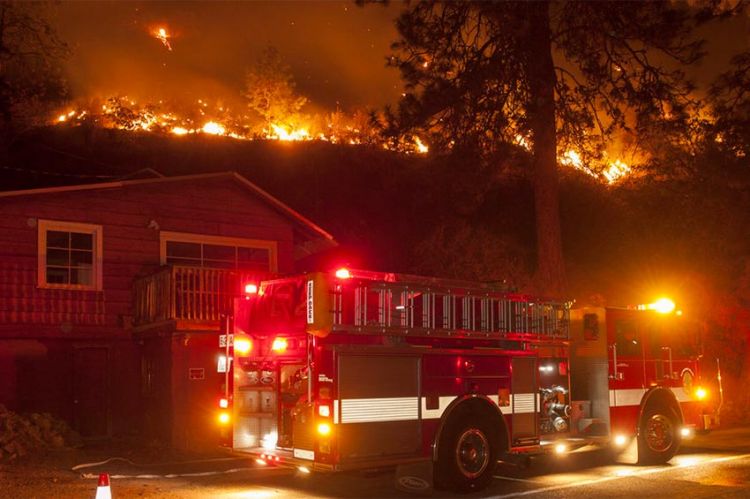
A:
<box><xmin>51</xmin><ymin>97</ymin><xmax>430</xmax><ymax>156</ymax></box>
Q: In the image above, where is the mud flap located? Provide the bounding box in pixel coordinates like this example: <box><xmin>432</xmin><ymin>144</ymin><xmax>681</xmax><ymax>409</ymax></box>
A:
<box><xmin>394</xmin><ymin>459</ymin><xmax>433</xmax><ymax>495</ymax></box>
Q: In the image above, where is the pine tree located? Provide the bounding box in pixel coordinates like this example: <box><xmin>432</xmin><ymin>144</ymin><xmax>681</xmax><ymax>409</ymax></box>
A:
<box><xmin>0</xmin><ymin>1</ymin><xmax>68</xmax><ymax>142</ymax></box>
<box><xmin>386</xmin><ymin>1</ymin><xmax>705</xmax><ymax>294</ymax></box>
<box><xmin>243</xmin><ymin>46</ymin><xmax>307</xmax><ymax>133</ymax></box>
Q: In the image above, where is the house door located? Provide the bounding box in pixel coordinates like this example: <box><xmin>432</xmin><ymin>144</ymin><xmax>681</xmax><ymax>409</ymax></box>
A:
<box><xmin>73</xmin><ymin>347</ymin><xmax>109</xmax><ymax>437</ymax></box>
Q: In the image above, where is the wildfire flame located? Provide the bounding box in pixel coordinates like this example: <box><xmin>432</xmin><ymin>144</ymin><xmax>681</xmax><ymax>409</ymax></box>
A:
<box><xmin>202</xmin><ymin>122</ymin><xmax>225</xmax><ymax>135</ymax></box>
<box><xmin>153</xmin><ymin>27</ymin><xmax>172</xmax><ymax>51</ymax></box>
<box><xmin>268</xmin><ymin>124</ymin><xmax>310</xmax><ymax>141</ymax></box>
<box><xmin>560</xmin><ymin>150</ymin><xmax>582</xmax><ymax>169</ymax></box>
<box><xmin>602</xmin><ymin>159</ymin><xmax>631</xmax><ymax>184</ymax></box>
<box><xmin>48</xmin><ymin>98</ymin><xmax>640</xmax><ymax>179</ymax></box>
<box><xmin>50</xmin><ymin>96</ymin><xmax>430</xmax><ymax>155</ymax></box>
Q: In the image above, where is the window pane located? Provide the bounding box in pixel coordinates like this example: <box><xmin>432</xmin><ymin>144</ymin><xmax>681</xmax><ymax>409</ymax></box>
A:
<box><xmin>46</xmin><ymin>267</ymin><xmax>69</xmax><ymax>284</ymax></box>
<box><xmin>166</xmin><ymin>256</ymin><xmax>202</xmax><ymax>266</ymax></box>
<box><xmin>70</xmin><ymin>232</ymin><xmax>93</xmax><ymax>250</ymax></box>
<box><xmin>47</xmin><ymin>248</ymin><xmax>69</xmax><ymax>267</ymax></box>
<box><xmin>204</xmin><ymin>244</ymin><xmax>235</xmax><ymax>261</ymax></box>
<box><xmin>166</xmin><ymin>241</ymin><xmax>201</xmax><ymax>259</ymax></box>
<box><xmin>616</xmin><ymin>320</ymin><xmax>640</xmax><ymax>357</ymax></box>
<box><xmin>202</xmin><ymin>259</ymin><xmax>235</xmax><ymax>269</ymax></box>
<box><xmin>71</xmin><ymin>267</ymin><xmax>93</xmax><ymax>286</ymax></box>
<box><xmin>71</xmin><ymin>250</ymin><xmax>93</xmax><ymax>266</ymax></box>
<box><xmin>47</xmin><ymin>231</ymin><xmax>69</xmax><ymax>249</ymax></box>
<box><xmin>238</xmin><ymin>247</ymin><xmax>269</xmax><ymax>265</ymax></box>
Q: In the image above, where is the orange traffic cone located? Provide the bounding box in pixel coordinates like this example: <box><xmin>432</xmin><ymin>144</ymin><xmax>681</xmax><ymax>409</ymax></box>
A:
<box><xmin>95</xmin><ymin>473</ymin><xmax>112</xmax><ymax>499</ymax></box>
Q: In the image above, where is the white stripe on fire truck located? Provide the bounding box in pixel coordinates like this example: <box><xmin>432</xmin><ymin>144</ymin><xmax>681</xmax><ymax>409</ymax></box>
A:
<box><xmin>420</xmin><ymin>394</ymin><xmax>537</xmax><ymax>420</ymax></box>
<box><xmin>333</xmin><ymin>393</ymin><xmax>539</xmax><ymax>424</ymax></box>
<box><xmin>340</xmin><ymin>397</ymin><xmax>420</xmax><ymax>423</ymax></box>
<box><xmin>608</xmin><ymin>387</ymin><xmax>696</xmax><ymax>407</ymax></box>
<box><xmin>333</xmin><ymin>387</ymin><xmax>696</xmax><ymax>424</ymax></box>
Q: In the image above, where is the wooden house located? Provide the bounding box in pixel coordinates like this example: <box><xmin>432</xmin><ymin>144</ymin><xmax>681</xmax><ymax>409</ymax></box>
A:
<box><xmin>0</xmin><ymin>171</ymin><xmax>334</xmax><ymax>449</ymax></box>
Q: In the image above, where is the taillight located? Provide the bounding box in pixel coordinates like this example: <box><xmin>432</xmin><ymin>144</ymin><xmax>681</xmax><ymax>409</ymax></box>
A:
<box><xmin>271</xmin><ymin>337</ymin><xmax>288</xmax><ymax>353</ymax></box>
<box><xmin>234</xmin><ymin>336</ymin><xmax>252</xmax><ymax>355</ymax></box>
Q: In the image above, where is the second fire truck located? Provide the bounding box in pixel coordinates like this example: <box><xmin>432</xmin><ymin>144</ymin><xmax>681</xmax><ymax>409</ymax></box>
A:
<box><xmin>216</xmin><ymin>268</ymin><xmax>718</xmax><ymax>492</ymax></box>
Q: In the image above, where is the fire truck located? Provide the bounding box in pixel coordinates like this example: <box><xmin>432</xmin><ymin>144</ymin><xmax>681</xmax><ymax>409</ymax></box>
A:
<box><xmin>215</xmin><ymin>268</ymin><xmax>718</xmax><ymax>492</ymax></box>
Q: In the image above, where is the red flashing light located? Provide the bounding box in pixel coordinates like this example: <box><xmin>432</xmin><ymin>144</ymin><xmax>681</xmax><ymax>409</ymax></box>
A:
<box><xmin>219</xmin><ymin>398</ymin><xmax>229</xmax><ymax>409</ymax></box>
<box><xmin>244</xmin><ymin>283</ymin><xmax>259</xmax><ymax>295</ymax></box>
<box><xmin>335</xmin><ymin>268</ymin><xmax>351</xmax><ymax>279</ymax></box>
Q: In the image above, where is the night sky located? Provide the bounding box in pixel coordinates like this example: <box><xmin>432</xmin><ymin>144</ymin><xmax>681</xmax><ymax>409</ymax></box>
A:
<box><xmin>54</xmin><ymin>1</ymin><xmax>405</xmax><ymax>112</ymax></box>
<box><xmin>52</xmin><ymin>2</ymin><xmax>748</xmax><ymax>114</ymax></box>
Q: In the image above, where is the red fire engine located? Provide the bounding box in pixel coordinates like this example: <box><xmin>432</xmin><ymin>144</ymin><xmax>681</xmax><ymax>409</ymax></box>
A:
<box><xmin>215</xmin><ymin>268</ymin><xmax>718</xmax><ymax>492</ymax></box>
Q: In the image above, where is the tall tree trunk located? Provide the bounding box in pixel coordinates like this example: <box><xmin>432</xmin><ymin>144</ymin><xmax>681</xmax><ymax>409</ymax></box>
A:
<box><xmin>524</xmin><ymin>1</ymin><xmax>566</xmax><ymax>296</ymax></box>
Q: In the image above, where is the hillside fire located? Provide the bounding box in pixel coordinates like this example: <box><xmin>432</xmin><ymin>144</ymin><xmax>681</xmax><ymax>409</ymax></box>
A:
<box><xmin>50</xmin><ymin>96</ymin><xmax>432</xmax><ymax>155</ymax></box>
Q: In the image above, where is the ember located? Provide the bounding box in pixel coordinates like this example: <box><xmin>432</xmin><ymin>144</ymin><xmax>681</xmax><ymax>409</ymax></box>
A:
<box><xmin>153</xmin><ymin>26</ymin><xmax>172</xmax><ymax>51</ymax></box>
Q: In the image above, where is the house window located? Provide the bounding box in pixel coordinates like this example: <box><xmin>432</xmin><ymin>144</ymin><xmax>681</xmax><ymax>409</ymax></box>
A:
<box><xmin>160</xmin><ymin>231</ymin><xmax>277</xmax><ymax>272</ymax></box>
<box><xmin>38</xmin><ymin>220</ymin><xmax>103</xmax><ymax>290</ymax></box>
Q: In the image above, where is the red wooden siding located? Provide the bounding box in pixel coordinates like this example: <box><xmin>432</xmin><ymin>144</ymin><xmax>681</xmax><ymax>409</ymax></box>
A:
<box><xmin>0</xmin><ymin>174</ymin><xmax>318</xmax><ymax>440</ymax></box>
<box><xmin>0</xmin><ymin>176</ymin><xmax>297</xmax><ymax>336</ymax></box>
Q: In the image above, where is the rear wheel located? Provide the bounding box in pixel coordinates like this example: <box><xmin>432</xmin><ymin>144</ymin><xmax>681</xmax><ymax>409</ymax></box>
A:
<box><xmin>436</xmin><ymin>414</ymin><xmax>499</xmax><ymax>492</ymax></box>
<box><xmin>638</xmin><ymin>405</ymin><xmax>680</xmax><ymax>464</ymax></box>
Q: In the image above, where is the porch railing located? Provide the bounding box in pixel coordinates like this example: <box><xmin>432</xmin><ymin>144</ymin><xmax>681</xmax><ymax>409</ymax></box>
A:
<box><xmin>133</xmin><ymin>266</ymin><xmax>259</xmax><ymax>327</ymax></box>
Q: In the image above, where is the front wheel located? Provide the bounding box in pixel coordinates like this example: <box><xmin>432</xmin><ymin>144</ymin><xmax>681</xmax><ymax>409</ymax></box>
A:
<box><xmin>436</xmin><ymin>416</ymin><xmax>499</xmax><ymax>492</ymax></box>
<box><xmin>638</xmin><ymin>405</ymin><xmax>680</xmax><ymax>464</ymax></box>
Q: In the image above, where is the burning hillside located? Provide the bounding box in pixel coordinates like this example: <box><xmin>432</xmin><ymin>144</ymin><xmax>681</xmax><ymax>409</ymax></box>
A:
<box><xmin>51</xmin><ymin>96</ymin><xmax>633</xmax><ymax>184</ymax></box>
<box><xmin>53</xmin><ymin>95</ymin><xmax>430</xmax><ymax>155</ymax></box>
<box><xmin>49</xmin><ymin>17</ymin><xmax>634</xmax><ymax>184</ymax></box>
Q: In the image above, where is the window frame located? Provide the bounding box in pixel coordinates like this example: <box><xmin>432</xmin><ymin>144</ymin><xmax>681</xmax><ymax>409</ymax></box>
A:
<box><xmin>37</xmin><ymin>219</ymin><xmax>103</xmax><ymax>291</ymax></box>
<box><xmin>159</xmin><ymin>231</ymin><xmax>278</xmax><ymax>272</ymax></box>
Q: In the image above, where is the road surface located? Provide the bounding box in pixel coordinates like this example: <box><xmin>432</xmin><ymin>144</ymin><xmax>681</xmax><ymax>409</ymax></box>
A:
<box><xmin>3</xmin><ymin>427</ymin><xmax>750</xmax><ymax>498</ymax></box>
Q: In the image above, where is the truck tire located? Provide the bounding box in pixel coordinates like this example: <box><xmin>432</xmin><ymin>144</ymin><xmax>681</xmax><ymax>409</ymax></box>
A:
<box><xmin>435</xmin><ymin>414</ymin><xmax>499</xmax><ymax>492</ymax></box>
<box><xmin>638</xmin><ymin>404</ymin><xmax>680</xmax><ymax>464</ymax></box>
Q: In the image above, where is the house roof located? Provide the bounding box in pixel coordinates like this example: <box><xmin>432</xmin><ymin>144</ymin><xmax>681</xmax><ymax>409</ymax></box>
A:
<box><xmin>0</xmin><ymin>171</ymin><xmax>336</xmax><ymax>244</ymax></box>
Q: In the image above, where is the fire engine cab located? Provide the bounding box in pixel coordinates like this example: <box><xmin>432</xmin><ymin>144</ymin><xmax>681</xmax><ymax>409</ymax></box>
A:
<box><xmin>216</xmin><ymin>268</ymin><xmax>718</xmax><ymax>492</ymax></box>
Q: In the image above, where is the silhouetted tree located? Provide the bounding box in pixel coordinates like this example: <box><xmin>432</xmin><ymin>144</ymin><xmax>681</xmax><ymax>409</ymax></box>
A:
<box><xmin>709</xmin><ymin>50</ymin><xmax>750</xmax><ymax>160</ymax></box>
<box><xmin>385</xmin><ymin>1</ymin><xmax>706</xmax><ymax>294</ymax></box>
<box><xmin>0</xmin><ymin>1</ymin><xmax>68</xmax><ymax>142</ymax></box>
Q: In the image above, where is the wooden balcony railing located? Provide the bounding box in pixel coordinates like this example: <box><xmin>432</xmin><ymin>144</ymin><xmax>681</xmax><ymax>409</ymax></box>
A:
<box><xmin>133</xmin><ymin>266</ymin><xmax>261</xmax><ymax>327</ymax></box>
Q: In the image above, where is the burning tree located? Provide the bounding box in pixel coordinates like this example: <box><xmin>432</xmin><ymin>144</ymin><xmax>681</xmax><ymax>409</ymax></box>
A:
<box><xmin>709</xmin><ymin>49</ymin><xmax>750</xmax><ymax>160</ymax></box>
<box><xmin>243</xmin><ymin>46</ymin><xmax>308</xmax><ymax>135</ymax></box>
<box><xmin>384</xmin><ymin>1</ymin><xmax>707</xmax><ymax>294</ymax></box>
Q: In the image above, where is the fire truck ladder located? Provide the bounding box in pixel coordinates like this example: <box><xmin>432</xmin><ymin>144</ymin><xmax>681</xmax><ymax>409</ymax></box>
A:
<box><xmin>330</xmin><ymin>277</ymin><xmax>570</xmax><ymax>342</ymax></box>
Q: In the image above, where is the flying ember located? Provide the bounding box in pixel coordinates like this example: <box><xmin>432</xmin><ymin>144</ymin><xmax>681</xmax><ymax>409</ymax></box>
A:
<box><xmin>153</xmin><ymin>26</ymin><xmax>172</xmax><ymax>51</ymax></box>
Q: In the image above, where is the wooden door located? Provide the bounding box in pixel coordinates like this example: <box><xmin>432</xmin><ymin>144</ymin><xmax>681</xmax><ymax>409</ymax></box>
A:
<box><xmin>73</xmin><ymin>347</ymin><xmax>109</xmax><ymax>437</ymax></box>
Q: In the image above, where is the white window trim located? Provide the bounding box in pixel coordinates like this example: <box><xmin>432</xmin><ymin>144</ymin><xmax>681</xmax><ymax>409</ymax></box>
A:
<box><xmin>159</xmin><ymin>231</ymin><xmax>278</xmax><ymax>273</ymax></box>
<box><xmin>37</xmin><ymin>219</ymin><xmax>103</xmax><ymax>291</ymax></box>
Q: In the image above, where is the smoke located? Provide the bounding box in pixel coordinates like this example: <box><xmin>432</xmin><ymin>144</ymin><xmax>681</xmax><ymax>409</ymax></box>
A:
<box><xmin>53</xmin><ymin>1</ymin><xmax>404</xmax><ymax>112</ymax></box>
